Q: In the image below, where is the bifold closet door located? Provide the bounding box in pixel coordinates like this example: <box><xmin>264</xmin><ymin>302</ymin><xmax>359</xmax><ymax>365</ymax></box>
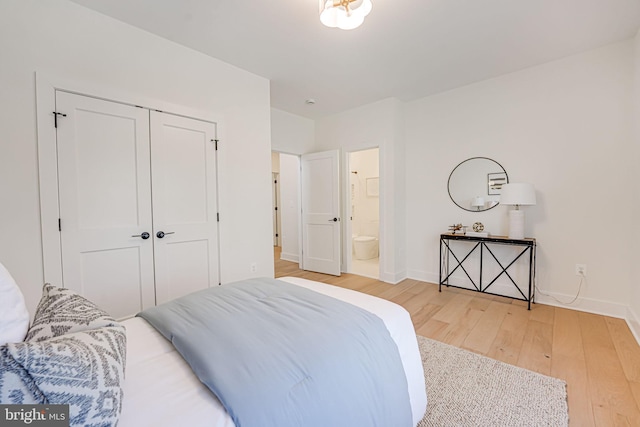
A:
<box><xmin>56</xmin><ymin>92</ymin><xmax>156</xmax><ymax>318</ymax></box>
<box><xmin>150</xmin><ymin>111</ymin><xmax>219</xmax><ymax>305</ymax></box>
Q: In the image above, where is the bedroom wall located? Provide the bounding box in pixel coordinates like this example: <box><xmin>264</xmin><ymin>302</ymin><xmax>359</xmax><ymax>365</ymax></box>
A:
<box><xmin>405</xmin><ymin>39</ymin><xmax>635</xmax><ymax>317</ymax></box>
<box><xmin>271</xmin><ymin>108</ymin><xmax>315</xmax><ymax>155</ymax></box>
<box><xmin>0</xmin><ymin>0</ymin><xmax>274</xmax><ymax>314</ymax></box>
<box><xmin>630</xmin><ymin>31</ymin><xmax>640</xmax><ymax>341</ymax></box>
<box><xmin>315</xmin><ymin>98</ymin><xmax>407</xmax><ymax>283</ymax></box>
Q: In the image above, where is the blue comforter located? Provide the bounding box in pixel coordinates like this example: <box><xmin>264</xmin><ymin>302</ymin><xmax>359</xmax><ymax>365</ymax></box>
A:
<box><xmin>137</xmin><ymin>277</ymin><xmax>412</xmax><ymax>427</ymax></box>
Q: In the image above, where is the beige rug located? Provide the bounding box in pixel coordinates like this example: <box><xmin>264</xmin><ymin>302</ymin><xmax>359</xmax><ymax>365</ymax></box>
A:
<box><xmin>417</xmin><ymin>336</ymin><xmax>569</xmax><ymax>427</ymax></box>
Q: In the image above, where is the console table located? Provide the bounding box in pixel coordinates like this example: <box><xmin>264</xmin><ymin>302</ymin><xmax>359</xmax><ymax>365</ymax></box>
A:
<box><xmin>439</xmin><ymin>233</ymin><xmax>536</xmax><ymax>309</ymax></box>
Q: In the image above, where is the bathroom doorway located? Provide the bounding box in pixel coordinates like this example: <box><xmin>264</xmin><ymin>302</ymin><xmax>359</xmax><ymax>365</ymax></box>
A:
<box><xmin>347</xmin><ymin>148</ymin><xmax>380</xmax><ymax>279</ymax></box>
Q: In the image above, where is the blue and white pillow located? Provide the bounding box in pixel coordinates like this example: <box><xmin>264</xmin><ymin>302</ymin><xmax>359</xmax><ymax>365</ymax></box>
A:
<box><xmin>0</xmin><ymin>285</ymin><xmax>126</xmax><ymax>427</ymax></box>
<box><xmin>26</xmin><ymin>283</ymin><xmax>118</xmax><ymax>342</ymax></box>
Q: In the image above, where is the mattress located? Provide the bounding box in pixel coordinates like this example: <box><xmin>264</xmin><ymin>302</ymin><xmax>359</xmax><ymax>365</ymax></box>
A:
<box><xmin>118</xmin><ymin>277</ymin><xmax>427</xmax><ymax>427</ymax></box>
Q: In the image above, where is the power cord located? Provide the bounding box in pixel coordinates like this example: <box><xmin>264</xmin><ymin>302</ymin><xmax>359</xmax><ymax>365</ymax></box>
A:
<box><xmin>535</xmin><ymin>273</ymin><xmax>585</xmax><ymax>305</ymax></box>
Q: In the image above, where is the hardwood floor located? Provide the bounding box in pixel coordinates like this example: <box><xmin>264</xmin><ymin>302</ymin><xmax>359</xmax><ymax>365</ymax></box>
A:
<box><xmin>274</xmin><ymin>247</ymin><xmax>640</xmax><ymax>426</ymax></box>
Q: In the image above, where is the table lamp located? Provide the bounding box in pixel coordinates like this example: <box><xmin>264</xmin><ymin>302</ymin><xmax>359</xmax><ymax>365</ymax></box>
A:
<box><xmin>499</xmin><ymin>183</ymin><xmax>536</xmax><ymax>239</ymax></box>
<box><xmin>471</xmin><ymin>196</ymin><xmax>485</xmax><ymax>211</ymax></box>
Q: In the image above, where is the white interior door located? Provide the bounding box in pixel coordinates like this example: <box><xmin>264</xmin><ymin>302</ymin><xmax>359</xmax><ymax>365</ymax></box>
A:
<box><xmin>56</xmin><ymin>91</ymin><xmax>156</xmax><ymax>318</ymax></box>
<box><xmin>150</xmin><ymin>111</ymin><xmax>219</xmax><ymax>304</ymax></box>
<box><xmin>301</xmin><ymin>150</ymin><xmax>341</xmax><ymax>276</ymax></box>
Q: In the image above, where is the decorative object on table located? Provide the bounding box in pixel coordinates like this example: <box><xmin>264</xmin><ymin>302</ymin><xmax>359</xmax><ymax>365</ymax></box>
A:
<box><xmin>466</xmin><ymin>221</ymin><xmax>489</xmax><ymax>237</ymax></box>
<box><xmin>448</xmin><ymin>157</ymin><xmax>508</xmax><ymax>213</ymax></box>
<box><xmin>448</xmin><ymin>224</ymin><xmax>466</xmax><ymax>234</ymax></box>
<box><xmin>499</xmin><ymin>183</ymin><xmax>536</xmax><ymax>239</ymax></box>
<box><xmin>471</xmin><ymin>196</ymin><xmax>485</xmax><ymax>211</ymax></box>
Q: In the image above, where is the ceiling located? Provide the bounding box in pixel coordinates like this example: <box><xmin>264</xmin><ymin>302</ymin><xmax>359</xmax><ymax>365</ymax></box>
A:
<box><xmin>70</xmin><ymin>0</ymin><xmax>640</xmax><ymax>119</ymax></box>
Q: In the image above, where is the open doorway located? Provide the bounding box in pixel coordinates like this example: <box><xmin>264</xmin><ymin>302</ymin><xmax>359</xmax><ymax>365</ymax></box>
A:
<box><xmin>347</xmin><ymin>148</ymin><xmax>380</xmax><ymax>279</ymax></box>
<box><xmin>272</xmin><ymin>151</ymin><xmax>301</xmax><ymax>264</ymax></box>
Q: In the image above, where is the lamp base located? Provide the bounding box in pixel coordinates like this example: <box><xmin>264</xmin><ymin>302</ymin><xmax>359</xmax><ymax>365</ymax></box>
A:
<box><xmin>508</xmin><ymin>209</ymin><xmax>525</xmax><ymax>239</ymax></box>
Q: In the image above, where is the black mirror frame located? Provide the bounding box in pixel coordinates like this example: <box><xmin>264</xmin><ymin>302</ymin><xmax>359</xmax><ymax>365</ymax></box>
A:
<box><xmin>447</xmin><ymin>157</ymin><xmax>509</xmax><ymax>212</ymax></box>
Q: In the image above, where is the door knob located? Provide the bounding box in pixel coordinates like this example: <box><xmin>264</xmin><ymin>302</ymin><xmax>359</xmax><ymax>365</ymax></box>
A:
<box><xmin>156</xmin><ymin>231</ymin><xmax>175</xmax><ymax>238</ymax></box>
<box><xmin>132</xmin><ymin>232</ymin><xmax>150</xmax><ymax>240</ymax></box>
<box><xmin>328</xmin><ymin>218</ymin><xmax>339</xmax><ymax>222</ymax></box>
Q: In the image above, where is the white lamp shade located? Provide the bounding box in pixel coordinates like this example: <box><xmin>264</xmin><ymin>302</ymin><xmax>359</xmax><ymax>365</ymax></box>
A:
<box><xmin>471</xmin><ymin>196</ymin><xmax>485</xmax><ymax>208</ymax></box>
<box><xmin>499</xmin><ymin>183</ymin><xmax>536</xmax><ymax>206</ymax></box>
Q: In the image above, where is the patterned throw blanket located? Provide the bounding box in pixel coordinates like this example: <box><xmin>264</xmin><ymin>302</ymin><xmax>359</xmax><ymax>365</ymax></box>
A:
<box><xmin>138</xmin><ymin>277</ymin><xmax>412</xmax><ymax>427</ymax></box>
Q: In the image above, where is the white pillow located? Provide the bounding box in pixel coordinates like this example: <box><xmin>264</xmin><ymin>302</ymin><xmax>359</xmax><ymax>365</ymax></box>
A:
<box><xmin>0</xmin><ymin>261</ymin><xmax>29</xmax><ymax>345</ymax></box>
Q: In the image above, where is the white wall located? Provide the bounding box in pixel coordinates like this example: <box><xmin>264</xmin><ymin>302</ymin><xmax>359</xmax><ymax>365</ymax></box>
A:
<box><xmin>405</xmin><ymin>40</ymin><xmax>635</xmax><ymax>316</ymax></box>
<box><xmin>279</xmin><ymin>154</ymin><xmax>301</xmax><ymax>263</ymax></box>
<box><xmin>0</xmin><ymin>0</ymin><xmax>273</xmax><ymax>314</ymax></box>
<box><xmin>630</xmin><ymin>31</ymin><xmax>640</xmax><ymax>341</ymax></box>
<box><xmin>271</xmin><ymin>108</ymin><xmax>315</xmax><ymax>155</ymax></box>
<box><xmin>316</xmin><ymin>98</ymin><xmax>406</xmax><ymax>283</ymax></box>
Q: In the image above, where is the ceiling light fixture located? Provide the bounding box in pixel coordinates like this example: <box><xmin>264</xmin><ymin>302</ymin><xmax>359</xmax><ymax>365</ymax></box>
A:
<box><xmin>319</xmin><ymin>0</ymin><xmax>372</xmax><ymax>30</ymax></box>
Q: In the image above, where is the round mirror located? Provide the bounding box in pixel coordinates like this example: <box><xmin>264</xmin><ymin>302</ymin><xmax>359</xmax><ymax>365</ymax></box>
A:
<box><xmin>448</xmin><ymin>157</ymin><xmax>508</xmax><ymax>212</ymax></box>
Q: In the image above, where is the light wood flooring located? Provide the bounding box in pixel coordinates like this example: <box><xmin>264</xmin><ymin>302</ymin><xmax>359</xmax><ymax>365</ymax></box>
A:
<box><xmin>274</xmin><ymin>247</ymin><xmax>640</xmax><ymax>426</ymax></box>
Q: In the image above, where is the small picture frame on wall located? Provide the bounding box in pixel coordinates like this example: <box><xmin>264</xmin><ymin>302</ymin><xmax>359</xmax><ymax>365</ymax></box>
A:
<box><xmin>366</xmin><ymin>177</ymin><xmax>379</xmax><ymax>197</ymax></box>
<box><xmin>488</xmin><ymin>172</ymin><xmax>507</xmax><ymax>195</ymax></box>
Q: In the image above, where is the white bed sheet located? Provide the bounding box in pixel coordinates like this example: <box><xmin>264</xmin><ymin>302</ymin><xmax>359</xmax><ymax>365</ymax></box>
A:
<box><xmin>119</xmin><ymin>277</ymin><xmax>427</xmax><ymax>427</ymax></box>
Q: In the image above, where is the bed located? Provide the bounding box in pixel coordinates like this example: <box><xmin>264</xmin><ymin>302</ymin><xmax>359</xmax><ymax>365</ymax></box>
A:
<box><xmin>1</xmin><ymin>273</ymin><xmax>427</xmax><ymax>427</ymax></box>
<box><xmin>120</xmin><ymin>277</ymin><xmax>426</xmax><ymax>427</ymax></box>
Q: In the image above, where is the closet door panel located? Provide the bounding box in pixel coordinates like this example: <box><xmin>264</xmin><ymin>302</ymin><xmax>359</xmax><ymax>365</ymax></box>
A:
<box><xmin>163</xmin><ymin>240</ymin><xmax>211</xmax><ymax>301</ymax></box>
<box><xmin>151</xmin><ymin>111</ymin><xmax>219</xmax><ymax>304</ymax></box>
<box><xmin>56</xmin><ymin>92</ymin><xmax>156</xmax><ymax>318</ymax></box>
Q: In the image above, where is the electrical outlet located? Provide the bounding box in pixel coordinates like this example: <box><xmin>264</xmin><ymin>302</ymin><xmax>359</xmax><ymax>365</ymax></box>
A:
<box><xmin>250</xmin><ymin>262</ymin><xmax>257</xmax><ymax>273</ymax></box>
<box><xmin>575</xmin><ymin>264</ymin><xmax>587</xmax><ymax>277</ymax></box>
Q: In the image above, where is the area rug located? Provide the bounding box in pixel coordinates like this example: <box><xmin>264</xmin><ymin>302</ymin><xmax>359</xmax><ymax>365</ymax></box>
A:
<box><xmin>416</xmin><ymin>336</ymin><xmax>569</xmax><ymax>427</ymax></box>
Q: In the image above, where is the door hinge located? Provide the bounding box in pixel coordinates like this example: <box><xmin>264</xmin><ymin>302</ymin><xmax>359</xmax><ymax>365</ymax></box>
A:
<box><xmin>212</xmin><ymin>139</ymin><xmax>219</xmax><ymax>150</ymax></box>
<box><xmin>217</xmin><ymin>212</ymin><xmax>220</xmax><ymax>222</ymax></box>
<box><xmin>58</xmin><ymin>218</ymin><xmax>61</xmax><ymax>231</ymax></box>
<box><xmin>53</xmin><ymin>112</ymin><xmax>67</xmax><ymax>128</ymax></box>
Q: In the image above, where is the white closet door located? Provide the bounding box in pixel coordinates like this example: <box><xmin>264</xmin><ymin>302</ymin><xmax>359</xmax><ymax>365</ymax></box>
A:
<box><xmin>56</xmin><ymin>92</ymin><xmax>156</xmax><ymax>318</ymax></box>
<box><xmin>301</xmin><ymin>150</ymin><xmax>341</xmax><ymax>276</ymax></box>
<box><xmin>150</xmin><ymin>111</ymin><xmax>219</xmax><ymax>304</ymax></box>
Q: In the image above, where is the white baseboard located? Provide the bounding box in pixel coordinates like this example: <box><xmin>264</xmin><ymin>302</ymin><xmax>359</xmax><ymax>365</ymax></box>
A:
<box><xmin>380</xmin><ymin>270</ymin><xmax>407</xmax><ymax>285</ymax></box>
<box><xmin>533</xmin><ymin>290</ymin><xmax>628</xmax><ymax>318</ymax></box>
<box><xmin>627</xmin><ymin>306</ymin><xmax>640</xmax><ymax>345</ymax></box>
<box><xmin>407</xmin><ymin>269</ymin><xmax>439</xmax><ymax>285</ymax></box>
<box><xmin>279</xmin><ymin>252</ymin><xmax>299</xmax><ymax>263</ymax></box>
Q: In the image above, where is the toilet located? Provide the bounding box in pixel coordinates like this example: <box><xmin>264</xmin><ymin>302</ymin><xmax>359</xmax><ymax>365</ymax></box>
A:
<box><xmin>353</xmin><ymin>235</ymin><xmax>379</xmax><ymax>260</ymax></box>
